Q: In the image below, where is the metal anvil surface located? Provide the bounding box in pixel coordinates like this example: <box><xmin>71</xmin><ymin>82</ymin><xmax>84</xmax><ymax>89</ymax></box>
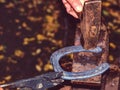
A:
<box><xmin>50</xmin><ymin>0</ymin><xmax>117</xmax><ymax>90</ymax></box>
<box><xmin>51</xmin><ymin>0</ymin><xmax>109</xmax><ymax>83</ymax></box>
<box><xmin>72</xmin><ymin>0</ymin><xmax>109</xmax><ymax>86</ymax></box>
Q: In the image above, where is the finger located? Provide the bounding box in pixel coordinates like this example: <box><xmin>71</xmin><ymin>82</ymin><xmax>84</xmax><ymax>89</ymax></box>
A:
<box><xmin>62</xmin><ymin>0</ymin><xmax>67</xmax><ymax>4</ymax></box>
<box><xmin>62</xmin><ymin>0</ymin><xmax>71</xmax><ymax>12</ymax></box>
<box><xmin>66</xmin><ymin>0</ymin><xmax>83</xmax><ymax>12</ymax></box>
<box><xmin>80</xmin><ymin>0</ymin><xmax>88</xmax><ymax>6</ymax></box>
<box><xmin>62</xmin><ymin>0</ymin><xmax>79</xmax><ymax>18</ymax></box>
<box><xmin>0</xmin><ymin>87</ymin><xmax>3</xmax><ymax>90</ymax></box>
<box><xmin>68</xmin><ymin>8</ymin><xmax>79</xmax><ymax>18</ymax></box>
<box><xmin>66</xmin><ymin>4</ymin><xmax>79</xmax><ymax>18</ymax></box>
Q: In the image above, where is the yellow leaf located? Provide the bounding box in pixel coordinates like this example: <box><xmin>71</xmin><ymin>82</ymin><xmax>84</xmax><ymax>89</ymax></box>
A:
<box><xmin>32</xmin><ymin>49</ymin><xmax>41</xmax><ymax>56</ymax></box>
<box><xmin>14</xmin><ymin>49</ymin><xmax>24</xmax><ymax>58</ymax></box>
<box><xmin>27</xmin><ymin>16</ymin><xmax>42</xmax><ymax>22</ymax></box>
<box><xmin>109</xmin><ymin>42</ymin><xmax>116</xmax><ymax>49</ymax></box>
<box><xmin>37</xmin><ymin>58</ymin><xmax>43</xmax><ymax>66</ymax></box>
<box><xmin>23</xmin><ymin>41</ymin><xmax>29</xmax><ymax>45</ymax></box>
<box><xmin>4</xmin><ymin>75</ymin><xmax>12</xmax><ymax>81</ymax></box>
<box><xmin>29</xmin><ymin>37</ymin><xmax>35</xmax><ymax>41</ymax></box>
<box><xmin>102</xmin><ymin>2</ymin><xmax>110</xmax><ymax>7</ymax></box>
<box><xmin>7</xmin><ymin>57</ymin><xmax>17</xmax><ymax>64</ymax></box>
<box><xmin>36</xmin><ymin>49</ymin><xmax>41</xmax><ymax>54</ymax></box>
<box><xmin>36</xmin><ymin>34</ymin><xmax>46</xmax><ymax>41</ymax></box>
<box><xmin>0</xmin><ymin>45</ymin><xmax>4</xmax><ymax>51</ymax></box>
<box><xmin>35</xmin><ymin>64</ymin><xmax>42</xmax><ymax>72</ymax></box>
<box><xmin>0</xmin><ymin>0</ymin><xmax>6</xmax><ymax>3</ymax></box>
<box><xmin>22</xmin><ymin>22</ymin><xmax>27</xmax><ymax>28</ymax></box>
<box><xmin>0</xmin><ymin>80</ymin><xmax>5</xmax><ymax>84</ymax></box>
<box><xmin>28</xmin><ymin>3</ymin><xmax>33</xmax><ymax>9</ymax></box>
<box><xmin>5</xmin><ymin>2</ymin><xmax>14</xmax><ymax>8</ymax></box>
<box><xmin>0</xmin><ymin>55</ymin><xmax>4</xmax><ymax>60</ymax></box>
<box><xmin>44</xmin><ymin>61</ymin><xmax>53</xmax><ymax>71</ymax></box>
<box><xmin>19</xmin><ymin>7</ymin><xmax>25</xmax><ymax>12</ymax></box>
<box><xmin>109</xmin><ymin>10</ymin><xmax>120</xmax><ymax>18</ymax></box>
<box><xmin>57</xmin><ymin>40</ymin><xmax>63</xmax><ymax>47</ymax></box>
<box><xmin>109</xmin><ymin>55</ymin><xmax>114</xmax><ymax>62</ymax></box>
<box><xmin>23</xmin><ymin>37</ymin><xmax>35</xmax><ymax>45</ymax></box>
<box><xmin>47</xmin><ymin>32</ymin><xmax>55</xmax><ymax>37</ymax></box>
<box><xmin>15</xmin><ymin>19</ymin><xmax>20</xmax><ymax>23</ymax></box>
<box><xmin>45</xmin><ymin>15</ymin><xmax>54</xmax><ymax>23</ymax></box>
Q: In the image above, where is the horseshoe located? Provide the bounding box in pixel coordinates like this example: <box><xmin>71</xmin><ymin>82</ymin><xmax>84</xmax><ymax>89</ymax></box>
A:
<box><xmin>50</xmin><ymin>46</ymin><xmax>109</xmax><ymax>80</ymax></box>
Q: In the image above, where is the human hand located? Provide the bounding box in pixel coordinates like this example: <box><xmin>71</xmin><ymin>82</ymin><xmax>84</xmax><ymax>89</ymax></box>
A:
<box><xmin>62</xmin><ymin>0</ymin><xmax>87</xmax><ymax>18</ymax></box>
<box><xmin>0</xmin><ymin>87</ymin><xmax>3</xmax><ymax>90</ymax></box>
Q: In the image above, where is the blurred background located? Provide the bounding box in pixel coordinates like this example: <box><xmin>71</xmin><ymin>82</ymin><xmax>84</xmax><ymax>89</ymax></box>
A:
<box><xmin>0</xmin><ymin>0</ymin><xmax>120</xmax><ymax>86</ymax></box>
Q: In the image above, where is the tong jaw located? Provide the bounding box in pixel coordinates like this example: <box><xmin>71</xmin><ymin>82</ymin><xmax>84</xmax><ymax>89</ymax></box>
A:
<box><xmin>0</xmin><ymin>72</ymin><xmax>64</xmax><ymax>90</ymax></box>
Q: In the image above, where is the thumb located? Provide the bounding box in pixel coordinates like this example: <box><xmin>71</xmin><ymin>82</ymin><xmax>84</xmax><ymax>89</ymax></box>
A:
<box><xmin>66</xmin><ymin>0</ymin><xmax>83</xmax><ymax>12</ymax></box>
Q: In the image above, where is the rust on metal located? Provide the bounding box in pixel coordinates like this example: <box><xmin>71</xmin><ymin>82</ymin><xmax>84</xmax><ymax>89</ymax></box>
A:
<box><xmin>72</xmin><ymin>0</ymin><xmax>109</xmax><ymax>87</ymax></box>
<box><xmin>58</xmin><ymin>0</ymin><xmax>120</xmax><ymax>90</ymax></box>
<box><xmin>80</xmin><ymin>0</ymin><xmax>102</xmax><ymax>49</ymax></box>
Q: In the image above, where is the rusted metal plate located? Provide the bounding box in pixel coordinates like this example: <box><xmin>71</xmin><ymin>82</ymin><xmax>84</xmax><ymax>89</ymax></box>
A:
<box><xmin>59</xmin><ymin>0</ymin><xmax>120</xmax><ymax>90</ymax></box>
<box><xmin>72</xmin><ymin>0</ymin><xmax>109</xmax><ymax>87</ymax></box>
<box><xmin>80</xmin><ymin>0</ymin><xmax>101</xmax><ymax>49</ymax></box>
